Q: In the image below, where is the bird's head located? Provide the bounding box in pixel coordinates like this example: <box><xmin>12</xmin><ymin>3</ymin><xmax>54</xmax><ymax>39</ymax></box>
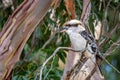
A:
<box><xmin>60</xmin><ymin>19</ymin><xmax>85</xmax><ymax>34</ymax></box>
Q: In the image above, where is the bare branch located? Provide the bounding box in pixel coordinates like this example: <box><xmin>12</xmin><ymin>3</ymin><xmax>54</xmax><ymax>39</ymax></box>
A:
<box><xmin>99</xmin><ymin>0</ymin><xmax>114</xmax><ymax>47</ymax></box>
<box><xmin>85</xmin><ymin>66</ymin><xmax>97</xmax><ymax>80</ymax></box>
<box><xmin>66</xmin><ymin>54</ymin><xmax>88</xmax><ymax>80</ymax></box>
<box><xmin>65</xmin><ymin>0</ymin><xmax>75</xmax><ymax>19</ymax></box>
<box><xmin>104</xmin><ymin>38</ymin><xmax>120</xmax><ymax>57</ymax></box>
<box><xmin>41</xmin><ymin>30</ymin><xmax>58</xmax><ymax>49</ymax></box>
<box><xmin>99</xmin><ymin>22</ymin><xmax>120</xmax><ymax>48</ymax></box>
<box><xmin>80</xmin><ymin>0</ymin><xmax>91</xmax><ymax>25</ymax></box>
<box><xmin>39</xmin><ymin>47</ymin><xmax>85</xmax><ymax>80</ymax></box>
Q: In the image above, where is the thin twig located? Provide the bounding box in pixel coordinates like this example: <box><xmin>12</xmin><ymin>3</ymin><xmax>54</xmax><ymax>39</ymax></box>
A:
<box><xmin>41</xmin><ymin>23</ymin><xmax>60</xmax><ymax>49</ymax></box>
<box><xmin>41</xmin><ymin>31</ymin><xmax>58</xmax><ymax>49</ymax></box>
<box><xmin>99</xmin><ymin>0</ymin><xmax>112</xmax><ymax>46</ymax></box>
<box><xmin>44</xmin><ymin>56</ymin><xmax>55</xmax><ymax>79</ymax></box>
<box><xmin>24</xmin><ymin>30</ymin><xmax>36</xmax><ymax>59</ymax></box>
<box><xmin>80</xmin><ymin>0</ymin><xmax>91</xmax><ymax>23</ymax></box>
<box><xmin>39</xmin><ymin>47</ymin><xmax>84</xmax><ymax>80</ymax></box>
<box><xmin>103</xmin><ymin>57</ymin><xmax>120</xmax><ymax>74</ymax></box>
<box><xmin>104</xmin><ymin>38</ymin><xmax>120</xmax><ymax>57</ymax></box>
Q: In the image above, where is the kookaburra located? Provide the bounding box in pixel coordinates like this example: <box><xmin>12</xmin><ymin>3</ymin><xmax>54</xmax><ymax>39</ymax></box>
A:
<box><xmin>60</xmin><ymin>19</ymin><xmax>104</xmax><ymax>79</ymax></box>
<box><xmin>60</xmin><ymin>19</ymin><xmax>102</xmax><ymax>59</ymax></box>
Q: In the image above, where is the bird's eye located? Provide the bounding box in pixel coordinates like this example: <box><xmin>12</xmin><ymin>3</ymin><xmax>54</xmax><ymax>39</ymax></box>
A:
<box><xmin>66</xmin><ymin>24</ymin><xmax>72</xmax><ymax>27</ymax></box>
<box><xmin>65</xmin><ymin>24</ymin><xmax>78</xmax><ymax>27</ymax></box>
<box><xmin>65</xmin><ymin>22</ymin><xmax>82</xmax><ymax>27</ymax></box>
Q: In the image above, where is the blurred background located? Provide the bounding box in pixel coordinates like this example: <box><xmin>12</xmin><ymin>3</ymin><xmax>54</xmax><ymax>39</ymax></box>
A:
<box><xmin>0</xmin><ymin>0</ymin><xmax>120</xmax><ymax>80</ymax></box>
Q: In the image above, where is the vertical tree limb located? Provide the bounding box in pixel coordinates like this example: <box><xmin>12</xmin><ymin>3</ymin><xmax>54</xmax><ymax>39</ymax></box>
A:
<box><xmin>0</xmin><ymin>0</ymin><xmax>55</xmax><ymax>79</ymax></box>
<box><xmin>80</xmin><ymin>0</ymin><xmax>91</xmax><ymax>24</ymax></box>
<box><xmin>65</xmin><ymin>0</ymin><xmax>75</xmax><ymax>19</ymax></box>
<box><xmin>62</xmin><ymin>0</ymin><xmax>76</xmax><ymax>79</ymax></box>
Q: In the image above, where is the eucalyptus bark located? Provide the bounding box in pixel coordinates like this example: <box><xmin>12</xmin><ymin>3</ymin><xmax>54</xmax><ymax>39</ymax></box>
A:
<box><xmin>0</xmin><ymin>0</ymin><xmax>54</xmax><ymax>79</ymax></box>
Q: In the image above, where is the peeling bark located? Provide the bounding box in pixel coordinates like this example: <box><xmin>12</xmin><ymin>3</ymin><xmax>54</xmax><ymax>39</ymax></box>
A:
<box><xmin>0</xmin><ymin>0</ymin><xmax>54</xmax><ymax>79</ymax></box>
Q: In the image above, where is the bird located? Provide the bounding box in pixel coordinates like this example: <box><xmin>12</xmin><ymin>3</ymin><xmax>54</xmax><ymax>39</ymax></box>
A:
<box><xmin>60</xmin><ymin>20</ymin><xmax>120</xmax><ymax>79</ymax></box>
<box><xmin>60</xmin><ymin>19</ymin><xmax>101</xmax><ymax>59</ymax></box>
<box><xmin>60</xmin><ymin>19</ymin><xmax>104</xmax><ymax>79</ymax></box>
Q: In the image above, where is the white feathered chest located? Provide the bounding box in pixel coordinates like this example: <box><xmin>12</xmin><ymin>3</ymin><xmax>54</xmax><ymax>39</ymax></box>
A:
<box><xmin>69</xmin><ymin>32</ymin><xmax>87</xmax><ymax>50</ymax></box>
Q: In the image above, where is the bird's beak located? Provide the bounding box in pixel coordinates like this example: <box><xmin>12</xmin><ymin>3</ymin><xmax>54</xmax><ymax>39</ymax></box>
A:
<box><xmin>59</xmin><ymin>27</ymin><xmax>67</xmax><ymax>32</ymax></box>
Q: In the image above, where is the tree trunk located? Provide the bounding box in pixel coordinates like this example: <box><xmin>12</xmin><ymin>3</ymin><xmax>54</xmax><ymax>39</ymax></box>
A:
<box><xmin>0</xmin><ymin>0</ymin><xmax>54</xmax><ymax>79</ymax></box>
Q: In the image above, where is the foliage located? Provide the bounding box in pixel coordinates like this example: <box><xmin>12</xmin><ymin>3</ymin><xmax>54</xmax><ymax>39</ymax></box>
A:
<box><xmin>0</xmin><ymin>0</ymin><xmax>120</xmax><ymax>80</ymax></box>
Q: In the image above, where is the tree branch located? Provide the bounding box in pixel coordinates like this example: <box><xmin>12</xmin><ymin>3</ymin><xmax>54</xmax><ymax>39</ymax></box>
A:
<box><xmin>0</xmin><ymin>0</ymin><xmax>55</xmax><ymax>79</ymax></box>
<box><xmin>39</xmin><ymin>47</ymin><xmax>85</xmax><ymax>80</ymax></box>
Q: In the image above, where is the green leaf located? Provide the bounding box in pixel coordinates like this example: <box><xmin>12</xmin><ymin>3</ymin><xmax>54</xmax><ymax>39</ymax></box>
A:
<box><xmin>13</xmin><ymin>76</ymin><xmax>19</xmax><ymax>80</ymax></box>
<box><xmin>22</xmin><ymin>76</ymin><xmax>28</xmax><ymax>80</ymax></box>
<box><xmin>114</xmin><ymin>0</ymin><xmax>119</xmax><ymax>3</ymax></box>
